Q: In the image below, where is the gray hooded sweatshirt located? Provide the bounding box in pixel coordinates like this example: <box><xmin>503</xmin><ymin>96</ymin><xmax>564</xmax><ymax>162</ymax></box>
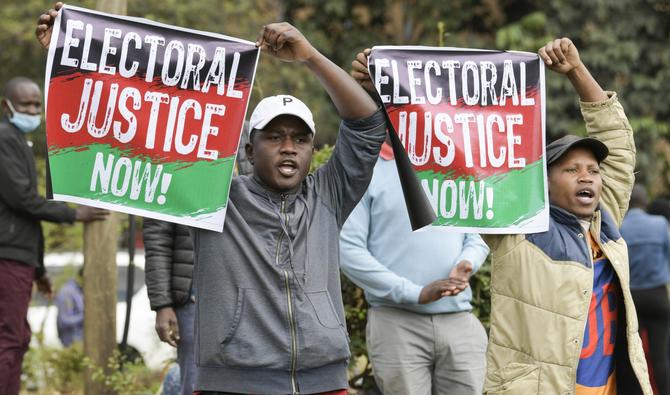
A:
<box><xmin>193</xmin><ymin>109</ymin><xmax>386</xmax><ymax>394</ymax></box>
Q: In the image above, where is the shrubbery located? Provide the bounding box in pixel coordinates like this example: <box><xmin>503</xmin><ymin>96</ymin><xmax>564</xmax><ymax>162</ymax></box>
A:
<box><xmin>21</xmin><ymin>341</ymin><xmax>160</xmax><ymax>395</ymax></box>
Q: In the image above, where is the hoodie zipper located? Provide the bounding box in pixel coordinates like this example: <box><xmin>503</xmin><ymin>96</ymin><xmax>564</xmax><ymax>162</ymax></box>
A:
<box><xmin>276</xmin><ymin>195</ymin><xmax>299</xmax><ymax>394</ymax></box>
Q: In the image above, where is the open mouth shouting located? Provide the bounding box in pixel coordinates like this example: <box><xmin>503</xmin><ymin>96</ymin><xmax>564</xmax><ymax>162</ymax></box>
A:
<box><xmin>277</xmin><ymin>160</ymin><xmax>299</xmax><ymax>177</ymax></box>
<box><xmin>576</xmin><ymin>188</ymin><xmax>595</xmax><ymax>205</ymax></box>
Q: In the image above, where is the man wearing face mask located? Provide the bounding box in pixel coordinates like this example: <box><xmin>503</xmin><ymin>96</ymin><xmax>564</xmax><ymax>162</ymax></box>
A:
<box><xmin>0</xmin><ymin>76</ymin><xmax>108</xmax><ymax>395</ymax></box>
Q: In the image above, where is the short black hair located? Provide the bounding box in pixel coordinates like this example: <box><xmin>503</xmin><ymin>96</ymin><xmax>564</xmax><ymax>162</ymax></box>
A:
<box><xmin>629</xmin><ymin>184</ymin><xmax>648</xmax><ymax>209</ymax></box>
<box><xmin>3</xmin><ymin>77</ymin><xmax>38</xmax><ymax>101</ymax></box>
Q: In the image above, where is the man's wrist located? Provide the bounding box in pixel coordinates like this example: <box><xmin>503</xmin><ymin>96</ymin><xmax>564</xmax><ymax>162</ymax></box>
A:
<box><xmin>302</xmin><ymin>48</ymin><xmax>323</xmax><ymax>65</ymax></box>
<box><xmin>566</xmin><ymin>62</ymin><xmax>587</xmax><ymax>81</ymax></box>
<box><xmin>413</xmin><ymin>284</ymin><xmax>426</xmax><ymax>304</ymax></box>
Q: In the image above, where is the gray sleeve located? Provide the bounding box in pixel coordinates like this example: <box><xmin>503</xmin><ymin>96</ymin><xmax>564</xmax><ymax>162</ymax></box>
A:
<box><xmin>143</xmin><ymin>218</ymin><xmax>175</xmax><ymax>310</ymax></box>
<box><xmin>314</xmin><ymin>109</ymin><xmax>387</xmax><ymax>228</ymax></box>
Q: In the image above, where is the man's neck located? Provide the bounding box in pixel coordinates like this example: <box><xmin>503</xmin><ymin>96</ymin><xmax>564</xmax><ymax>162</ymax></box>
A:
<box><xmin>578</xmin><ymin>217</ymin><xmax>592</xmax><ymax>232</ymax></box>
<box><xmin>251</xmin><ymin>175</ymin><xmax>300</xmax><ymax>196</ymax></box>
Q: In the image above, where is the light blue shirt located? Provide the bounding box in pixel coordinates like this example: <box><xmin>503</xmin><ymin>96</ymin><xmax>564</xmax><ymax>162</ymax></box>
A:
<box><xmin>340</xmin><ymin>157</ymin><xmax>489</xmax><ymax>314</ymax></box>
<box><xmin>621</xmin><ymin>208</ymin><xmax>670</xmax><ymax>290</ymax></box>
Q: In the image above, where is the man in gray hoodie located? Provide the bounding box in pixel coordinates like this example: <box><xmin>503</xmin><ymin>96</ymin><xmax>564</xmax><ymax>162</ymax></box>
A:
<box><xmin>188</xmin><ymin>23</ymin><xmax>386</xmax><ymax>395</ymax></box>
<box><xmin>36</xmin><ymin>5</ymin><xmax>385</xmax><ymax>392</ymax></box>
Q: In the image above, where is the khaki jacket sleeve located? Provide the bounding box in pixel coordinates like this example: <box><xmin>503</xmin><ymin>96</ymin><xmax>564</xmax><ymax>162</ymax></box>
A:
<box><xmin>582</xmin><ymin>92</ymin><xmax>635</xmax><ymax>227</ymax></box>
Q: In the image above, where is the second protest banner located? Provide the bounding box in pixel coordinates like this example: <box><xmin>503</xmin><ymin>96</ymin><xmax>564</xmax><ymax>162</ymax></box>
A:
<box><xmin>369</xmin><ymin>46</ymin><xmax>547</xmax><ymax>233</ymax></box>
<box><xmin>45</xmin><ymin>5</ymin><xmax>259</xmax><ymax>231</ymax></box>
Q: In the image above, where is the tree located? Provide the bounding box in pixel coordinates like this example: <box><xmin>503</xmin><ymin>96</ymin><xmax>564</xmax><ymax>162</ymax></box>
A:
<box><xmin>539</xmin><ymin>0</ymin><xmax>670</xmax><ymax>192</ymax></box>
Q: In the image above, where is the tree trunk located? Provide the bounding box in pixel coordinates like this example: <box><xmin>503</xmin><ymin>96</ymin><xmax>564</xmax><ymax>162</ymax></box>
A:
<box><xmin>83</xmin><ymin>4</ymin><xmax>126</xmax><ymax>395</ymax></box>
<box><xmin>83</xmin><ymin>213</ymin><xmax>119</xmax><ymax>395</ymax></box>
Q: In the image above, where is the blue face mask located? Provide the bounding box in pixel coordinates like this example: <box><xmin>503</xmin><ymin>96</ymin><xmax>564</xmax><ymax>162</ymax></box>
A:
<box><xmin>6</xmin><ymin>100</ymin><xmax>41</xmax><ymax>133</ymax></box>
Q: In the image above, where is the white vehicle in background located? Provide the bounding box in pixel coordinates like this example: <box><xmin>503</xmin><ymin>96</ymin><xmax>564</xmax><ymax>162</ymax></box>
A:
<box><xmin>27</xmin><ymin>250</ymin><xmax>175</xmax><ymax>370</ymax></box>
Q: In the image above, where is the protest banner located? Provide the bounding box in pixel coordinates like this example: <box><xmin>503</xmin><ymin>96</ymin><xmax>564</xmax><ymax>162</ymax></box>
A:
<box><xmin>369</xmin><ymin>46</ymin><xmax>547</xmax><ymax>233</ymax></box>
<box><xmin>44</xmin><ymin>5</ymin><xmax>259</xmax><ymax>231</ymax></box>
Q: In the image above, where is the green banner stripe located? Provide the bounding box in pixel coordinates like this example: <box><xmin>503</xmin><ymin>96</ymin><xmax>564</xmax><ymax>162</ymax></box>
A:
<box><xmin>49</xmin><ymin>143</ymin><xmax>234</xmax><ymax>217</ymax></box>
<box><xmin>416</xmin><ymin>160</ymin><xmax>545</xmax><ymax>227</ymax></box>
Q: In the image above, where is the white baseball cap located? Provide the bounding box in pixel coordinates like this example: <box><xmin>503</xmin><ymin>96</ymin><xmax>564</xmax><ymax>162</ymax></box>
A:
<box><xmin>249</xmin><ymin>95</ymin><xmax>316</xmax><ymax>135</ymax></box>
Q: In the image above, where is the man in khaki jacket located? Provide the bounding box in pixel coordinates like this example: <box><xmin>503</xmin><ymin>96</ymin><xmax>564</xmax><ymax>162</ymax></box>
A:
<box><xmin>484</xmin><ymin>38</ymin><xmax>651</xmax><ymax>394</ymax></box>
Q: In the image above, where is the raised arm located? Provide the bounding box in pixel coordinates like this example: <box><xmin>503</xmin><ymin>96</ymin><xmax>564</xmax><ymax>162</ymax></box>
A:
<box><xmin>540</xmin><ymin>37</ymin><xmax>634</xmax><ymax>224</ymax></box>
<box><xmin>538</xmin><ymin>38</ymin><xmax>607</xmax><ymax>103</ymax></box>
<box><xmin>256</xmin><ymin>23</ymin><xmax>377</xmax><ymax>120</ymax></box>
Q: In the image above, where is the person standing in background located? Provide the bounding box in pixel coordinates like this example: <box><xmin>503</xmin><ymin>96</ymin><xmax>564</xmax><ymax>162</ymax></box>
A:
<box><xmin>55</xmin><ymin>268</ymin><xmax>84</xmax><ymax>347</ymax></box>
<box><xmin>0</xmin><ymin>76</ymin><xmax>107</xmax><ymax>395</ymax></box>
<box><xmin>342</xmin><ymin>47</ymin><xmax>490</xmax><ymax>395</ymax></box>
<box><xmin>621</xmin><ymin>185</ymin><xmax>670</xmax><ymax>394</ymax></box>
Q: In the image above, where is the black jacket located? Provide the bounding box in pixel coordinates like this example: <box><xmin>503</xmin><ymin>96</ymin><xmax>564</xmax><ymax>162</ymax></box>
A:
<box><xmin>0</xmin><ymin>120</ymin><xmax>76</xmax><ymax>275</ymax></box>
<box><xmin>143</xmin><ymin>217</ymin><xmax>194</xmax><ymax>310</ymax></box>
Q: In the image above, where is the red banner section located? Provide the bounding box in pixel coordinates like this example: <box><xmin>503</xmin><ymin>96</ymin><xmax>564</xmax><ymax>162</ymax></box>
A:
<box><xmin>48</xmin><ymin>72</ymin><xmax>251</xmax><ymax>163</ymax></box>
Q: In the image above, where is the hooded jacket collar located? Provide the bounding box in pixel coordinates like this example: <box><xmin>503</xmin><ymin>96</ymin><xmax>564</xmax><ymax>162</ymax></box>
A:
<box><xmin>243</xmin><ymin>174</ymin><xmax>303</xmax><ymax>205</ymax></box>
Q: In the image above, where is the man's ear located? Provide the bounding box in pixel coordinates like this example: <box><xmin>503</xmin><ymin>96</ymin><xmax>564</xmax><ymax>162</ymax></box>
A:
<box><xmin>0</xmin><ymin>99</ymin><xmax>9</xmax><ymax>116</ymax></box>
<box><xmin>245</xmin><ymin>143</ymin><xmax>254</xmax><ymax>165</ymax></box>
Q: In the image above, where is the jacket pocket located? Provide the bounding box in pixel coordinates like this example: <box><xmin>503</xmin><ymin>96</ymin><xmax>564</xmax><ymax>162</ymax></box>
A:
<box><xmin>485</xmin><ymin>362</ymin><xmax>540</xmax><ymax>394</ymax></box>
<box><xmin>220</xmin><ymin>288</ymin><xmax>291</xmax><ymax>369</ymax></box>
<box><xmin>296</xmin><ymin>290</ymin><xmax>350</xmax><ymax>369</ymax></box>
